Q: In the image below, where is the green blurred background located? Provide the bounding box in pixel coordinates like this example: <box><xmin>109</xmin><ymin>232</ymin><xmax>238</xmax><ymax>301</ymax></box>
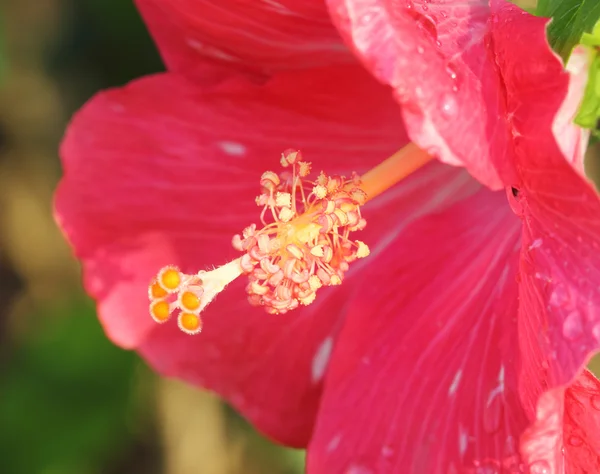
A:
<box><xmin>1</xmin><ymin>1</ymin><xmax>600</xmax><ymax>474</ymax></box>
<box><xmin>0</xmin><ymin>1</ymin><xmax>304</xmax><ymax>473</ymax></box>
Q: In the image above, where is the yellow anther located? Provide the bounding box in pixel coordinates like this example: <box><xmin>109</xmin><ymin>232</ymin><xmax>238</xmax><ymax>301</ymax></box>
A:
<box><xmin>158</xmin><ymin>266</ymin><xmax>182</xmax><ymax>292</ymax></box>
<box><xmin>350</xmin><ymin>188</ymin><xmax>368</xmax><ymax>205</ymax></box>
<box><xmin>330</xmin><ymin>275</ymin><xmax>342</xmax><ymax>286</ymax></box>
<box><xmin>280</xmin><ymin>149</ymin><xmax>300</xmax><ymax>167</ymax></box>
<box><xmin>308</xmin><ymin>275</ymin><xmax>322</xmax><ymax>290</ymax></box>
<box><xmin>299</xmin><ymin>292</ymin><xmax>316</xmax><ymax>305</ymax></box>
<box><xmin>310</xmin><ymin>245</ymin><xmax>325</xmax><ymax>257</ymax></box>
<box><xmin>333</xmin><ymin>208</ymin><xmax>349</xmax><ymax>226</ymax></box>
<box><xmin>279</xmin><ymin>207</ymin><xmax>295</xmax><ymax>222</ymax></box>
<box><xmin>313</xmin><ymin>184</ymin><xmax>327</xmax><ymax>199</ymax></box>
<box><xmin>316</xmin><ymin>171</ymin><xmax>328</xmax><ymax>186</ymax></box>
<box><xmin>150</xmin><ymin>300</ymin><xmax>171</xmax><ymax>323</ymax></box>
<box><xmin>180</xmin><ymin>291</ymin><xmax>201</xmax><ymax>311</ymax></box>
<box><xmin>356</xmin><ymin>240</ymin><xmax>370</xmax><ymax>258</ymax></box>
<box><xmin>298</xmin><ymin>161</ymin><xmax>311</xmax><ymax>177</ymax></box>
<box><xmin>286</xmin><ymin>244</ymin><xmax>304</xmax><ymax>260</ymax></box>
<box><xmin>260</xmin><ymin>171</ymin><xmax>280</xmax><ymax>190</ymax></box>
<box><xmin>275</xmin><ymin>192</ymin><xmax>292</xmax><ymax>208</ymax></box>
<box><xmin>178</xmin><ymin>312</ymin><xmax>203</xmax><ymax>335</ymax></box>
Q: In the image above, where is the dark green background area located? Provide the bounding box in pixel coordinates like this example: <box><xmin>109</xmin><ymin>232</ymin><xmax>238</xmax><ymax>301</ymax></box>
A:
<box><xmin>0</xmin><ymin>1</ymin><xmax>303</xmax><ymax>472</ymax></box>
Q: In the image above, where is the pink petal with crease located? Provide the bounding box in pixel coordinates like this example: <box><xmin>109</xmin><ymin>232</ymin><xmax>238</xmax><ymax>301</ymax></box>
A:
<box><xmin>136</xmin><ymin>0</ymin><xmax>354</xmax><ymax>83</ymax></box>
<box><xmin>308</xmin><ymin>189</ymin><xmax>532</xmax><ymax>472</ymax></box>
<box><xmin>56</xmin><ymin>65</ymin><xmax>479</xmax><ymax>445</ymax></box>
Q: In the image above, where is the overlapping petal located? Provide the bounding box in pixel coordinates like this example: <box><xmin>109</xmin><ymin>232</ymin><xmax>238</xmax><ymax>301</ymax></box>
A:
<box><xmin>307</xmin><ymin>189</ymin><xmax>532</xmax><ymax>472</ymax></box>
<box><xmin>485</xmin><ymin>0</ymin><xmax>600</xmax><ymax>413</ymax></box>
<box><xmin>325</xmin><ymin>0</ymin><xmax>584</xmax><ymax>192</ymax></box>
<box><xmin>55</xmin><ymin>65</ymin><xmax>480</xmax><ymax>445</ymax></box>
<box><xmin>135</xmin><ymin>0</ymin><xmax>354</xmax><ymax>83</ymax></box>
<box><xmin>522</xmin><ymin>369</ymin><xmax>600</xmax><ymax>473</ymax></box>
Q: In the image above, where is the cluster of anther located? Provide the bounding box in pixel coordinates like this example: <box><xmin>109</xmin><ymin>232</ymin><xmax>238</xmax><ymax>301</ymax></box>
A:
<box><xmin>148</xmin><ymin>266</ymin><xmax>205</xmax><ymax>334</ymax></box>
<box><xmin>232</xmin><ymin>150</ymin><xmax>370</xmax><ymax>314</ymax></box>
<box><xmin>148</xmin><ymin>259</ymin><xmax>243</xmax><ymax>335</ymax></box>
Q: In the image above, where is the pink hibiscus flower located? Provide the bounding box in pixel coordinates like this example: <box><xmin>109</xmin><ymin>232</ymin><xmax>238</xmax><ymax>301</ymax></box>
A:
<box><xmin>54</xmin><ymin>0</ymin><xmax>600</xmax><ymax>472</ymax></box>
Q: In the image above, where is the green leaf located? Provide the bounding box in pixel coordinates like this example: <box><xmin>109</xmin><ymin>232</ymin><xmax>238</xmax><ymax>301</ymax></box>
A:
<box><xmin>574</xmin><ymin>21</ymin><xmax>600</xmax><ymax>135</ymax></box>
<box><xmin>575</xmin><ymin>51</ymin><xmax>600</xmax><ymax>129</ymax></box>
<box><xmin>536</xmin><ymin>0</ymin><xmax>600</xmax><ymax>61</ymax></box>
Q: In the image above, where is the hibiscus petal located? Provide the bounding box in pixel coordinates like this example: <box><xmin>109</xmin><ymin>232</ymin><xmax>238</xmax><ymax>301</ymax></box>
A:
<box><xmin>135</xmin><ymin>0</ymin><xmax>354</xmax><ymax>82</ymax></box>
<box><xmin>521</xmin><ymin>369</ymin><xmax>600</xmax><ymax>473</ymax></box>
<box><xmin>326</xmin><ymin>0</ymin><xmax>583</xmax><ymax>191</ymax></box>
<box><xmin>484</xmin><ymin>0</ymin><xmax>600</xmax><ymax>410</ymax></box>
<box><xmin>307</xmin><ymin>189</ymin><xmax>532</xmax><ymax>472</ymax></box>
<box><xmin>55</xmin><ymin>66</ymin><xmax>478</xmax><ymax>445</ymax></box>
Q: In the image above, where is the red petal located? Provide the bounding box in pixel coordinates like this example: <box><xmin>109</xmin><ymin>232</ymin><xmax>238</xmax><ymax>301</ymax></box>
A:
<box><xmin>522</xmin><ymin>369</ymin><xmax>600</xmax><ymax>473</ymax></box>
<box><xmin>55</xmin><ymin>66</ymin><xmax>478</xmax><ymax>445</ymax></box>
<box><xmin>307</xmin><ymin>189</ymin><xmax>531</xmax><ymax>472</ymax></box>
<box><xmin>325</xmin><ymin>0</ymin><xmax>585</xmax><ymax>191</ymax></box>
<box><xmin>486</xmin><ymin>0</ymin><xmax>600</xmax><ymax>405</ymax></box>
<box><xmin>135</xmin><ymin>0</ymin><xmax>353</xmax><ymax>82</ymax></box>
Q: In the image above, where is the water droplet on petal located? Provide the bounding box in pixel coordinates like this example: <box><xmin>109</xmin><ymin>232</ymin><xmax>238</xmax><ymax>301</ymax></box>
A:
<box><xmin>529</xmin><ymin>460</ymin><xmax>550</xmax><ymax>474</ymax></box>
<box><xmin>563</xmin><ymin>310</ymin><xmax>584</xmax><ymax>340</ymax></box>
<box><xmin>422</xmin><ymin>4</ymin><xmax>428</xmax><ymax>10</ymax></box>
<box><xmin>568</xmin><ymin>435</ymin><xmax>584</xmax><ymax>447</ymax></box>
<box><xmin>528</xmin><ymin>238</ymin><xmax>542</xmax><ymax>251</ymax></box>
<box><xmin>346</xmin><ymin>464</ymin><xmax>373</xmax><ymax>474</ymax></box>
<box><xmin>381</xmin><ymin>445</ymin><xmax>394</xmax><ymax>458</ymax></box>
<box><xmin>440</xmin><ymin>92</ymin><xmax>458</xmax><ymax>117</ymax></box>
<box><xmin>483</xmin><ymin>392</ymin><xmax>503</xmax><ymax>434</ymax></box>
<box><xmin>549</xmin><ymin>283</ymin><xmax>569</xmax><ymax>307</ymax></box>
<box><xmin>475</xmin><ymin>460</ymin><xmax>500</xmax><ymax>474</ymax></box>
<box><xmin>417</xmin><ymin>45</ymin><xmax>425</xmax><ymax>54</ymax></box>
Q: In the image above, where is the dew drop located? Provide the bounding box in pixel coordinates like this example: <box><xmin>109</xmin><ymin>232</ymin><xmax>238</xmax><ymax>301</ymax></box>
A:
<box><xmin>440</xmin><ymin>92</ymin><xmax>458</xmax><ymax>117</ymax></box>
<box><xmin>568</xmin><ymin>435</ymin><xmax>584</xmax><ymax>447</ymax></box>
<box><xmin>563</xmin><ymin>311</ymin><xmax>584</xmax><ymax>341</ymax></box>
<box><xmin>422</xmin><ymin>4</ymin><xmax>428</xmax><ymax>10</ymax></box>
<box><xmin>475</xmin><ymin>467</ymin><xmax>499</xmax><ymax>474</ymax></box>
<box><xmin>346</xmin><ymin>464</ymin><xmax>373</xmax><ymax>474</ymax></box>
<box><xmin>417</xmin><ymin>45</ymin><xmax>425</xmax><ymax>54</ymax></box>
<box><xmin>483</xmin><ymin>391</ymin><xmax>503</xmax><ymax>434</ymax></box>
<box><xmin>381</xmin><ymin>445</ymin><xmax>394</xmax><ymax>458</ymax></box>
<box><xmin>475</xmin><ymin>460</ymin><xmax>500</xmax><ymax>474</ymax></box>
<box><xmin>549</xmin><ymin>283</ymin><xmax>569</xmax><ymax>307</ymax></box>
<box><xmin>446</xmin><ymin>63</ymin><xmax>458</xmax><ymax>81</ymax></box>
<box><xmin>528</xmin><ymin>238</ymin><xmax>542</xmax><ymax>251</ymax></box>
<box><xmin>529</xmin><ymin>460</ymin><xmax>550</xmax><ymax>473</ymax></box>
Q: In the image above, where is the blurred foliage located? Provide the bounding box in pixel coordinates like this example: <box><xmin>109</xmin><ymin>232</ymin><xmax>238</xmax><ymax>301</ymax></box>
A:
<box><xmin>0</xmin><ymin>298</ymin><xmax>157</xmax><ymax>474</ymax></box>
<box><xmin>0</xmin><ymin>0</ymin><xmax>305</xmax><ymax>473</ymax></box>
<box><xmin>536</xmin><ymin>0</ymin><xmax>600</xmax><ymax>61</ymax></box>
